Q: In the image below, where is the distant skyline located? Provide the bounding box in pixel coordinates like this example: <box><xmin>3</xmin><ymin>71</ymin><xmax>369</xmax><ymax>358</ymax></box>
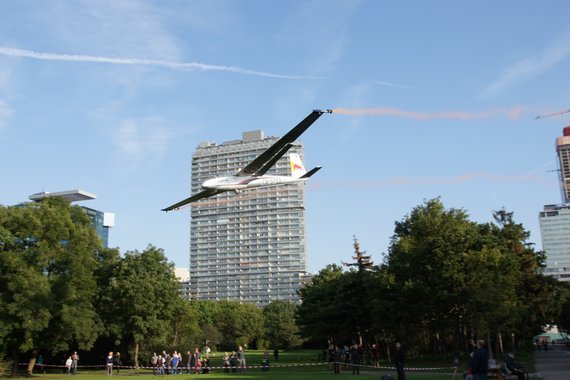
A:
<box><xmin>1</xmin><ymin>1</ymin><xmax>569</xmax><ymax>273</ymax></box>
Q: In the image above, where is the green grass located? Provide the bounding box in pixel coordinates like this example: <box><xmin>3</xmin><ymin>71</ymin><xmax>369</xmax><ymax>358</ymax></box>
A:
<box><xmin>18</xmin><ymin>349</ymin><xmax>543</xmax><ymax>380</ymax></box>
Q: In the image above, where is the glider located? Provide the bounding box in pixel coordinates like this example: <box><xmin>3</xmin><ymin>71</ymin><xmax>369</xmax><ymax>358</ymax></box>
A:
<box><xmin>163</xmin><ymin>109</ymin><xmax>331</xmax><ymax>211</ymax></box>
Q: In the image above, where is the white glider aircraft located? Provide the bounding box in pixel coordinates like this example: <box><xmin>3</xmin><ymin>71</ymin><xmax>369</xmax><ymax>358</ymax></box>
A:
<box><xmin>162</xmin><ymin>109</ymin><xmax>332</xmax><ymax>211</ymax></box>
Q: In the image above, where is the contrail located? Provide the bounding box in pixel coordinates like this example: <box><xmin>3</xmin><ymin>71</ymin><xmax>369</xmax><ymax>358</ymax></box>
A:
<box><xmin>0</xmin><ymin>46</ymin><xmax>316</xmax><ymax>79</ymax></box>
<box><xmin>333</xmin><ymin>106</ymin><xmax>527</xmax><ymax>121</ymax></box>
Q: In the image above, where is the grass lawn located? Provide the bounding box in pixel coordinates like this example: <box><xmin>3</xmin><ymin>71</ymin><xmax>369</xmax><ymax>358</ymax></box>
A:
<box><xmin>18</xmin><ymin>349</ymin><xmax>543</xmax><ymax>380</ymax></box>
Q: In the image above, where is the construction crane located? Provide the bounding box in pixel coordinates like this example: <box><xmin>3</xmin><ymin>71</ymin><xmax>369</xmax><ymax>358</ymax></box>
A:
<box><xmin>535</xmin><ymin>108</ymin><xmax>570</xmax><ymax>120</ymax></box>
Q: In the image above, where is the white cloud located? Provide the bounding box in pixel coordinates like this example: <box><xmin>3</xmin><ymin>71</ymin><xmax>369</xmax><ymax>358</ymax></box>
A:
<box><xmin>110</xmin><ymin>118</ymin><xmax>173</xmax><ymax>169</ymax></box>
<box><xmin>375</xmin><ymin>81</ymin><xmax>414</xmax><ymax>89</ymax></box>
<box><xmin>483</xmin><ymin>33</ymin><xmax>570</xmax><ymax>95</ymax></box>
<box><xmin>0</xmin><ymin>99</ymin><xmax>13</xmax><ymax>133</ymax></box>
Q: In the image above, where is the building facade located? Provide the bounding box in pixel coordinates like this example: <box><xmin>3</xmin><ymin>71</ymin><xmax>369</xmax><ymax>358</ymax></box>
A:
<box><xmin>539</xmin><ymin>204</ymin><xmax>570</xmax><ymax>281</ymax></box>
<box><xmin>556</xmin><ymin>126</ymin><xmax>570</xmax><ymax>203</ymax></box>
<box><xmin>540</xmin><ymin>127</ymin><xmax>570</xmax><ymax>282</ymax></box>
<box><xmin>188</xmin><ymin>130</ymin><xmax>309</xmax><ymax>306</ymax></box>
<box><xmin>29</xmin><ymin>189</ymin><xmax>114</xmax><ymax>248</ymax></box>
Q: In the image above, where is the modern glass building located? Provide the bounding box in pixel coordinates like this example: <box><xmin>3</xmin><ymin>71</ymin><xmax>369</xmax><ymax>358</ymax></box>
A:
<box><xmin>188</xmin><ymin>130</ymin><xmax>309</xmax><ymax>306</ymax></box>
<box><xmin>29</xmin><ymin>189</ymin><xmax>114</xmax><ymax>248</ymax></box>
<box><xmin>539</xmin><ymin>127</ymin><xmax>570</xmax><ymax>282</ymax></box>
<box><xmin>539</xmin><ymin>204</ymin><xmax>570</xmax><ymax>281</ymax></box>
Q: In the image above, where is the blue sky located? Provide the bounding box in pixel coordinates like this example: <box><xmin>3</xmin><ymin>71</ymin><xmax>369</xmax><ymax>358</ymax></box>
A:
<box><xmin>1</xmin><ymin>1</ymin><xmax>569</xmax><ymax>273</ymax></box>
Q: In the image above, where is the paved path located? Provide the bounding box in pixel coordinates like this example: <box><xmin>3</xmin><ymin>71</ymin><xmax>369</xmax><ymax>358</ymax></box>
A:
<box><xmin>533</xmin><ymin>344</ymin><xmax>570</xmax><ymax>380</ymax></box>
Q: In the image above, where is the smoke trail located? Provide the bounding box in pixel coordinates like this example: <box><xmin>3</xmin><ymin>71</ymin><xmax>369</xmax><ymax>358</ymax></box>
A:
<box><xmin>333</xmin><ymin>106</ymin><xmax>526</xmax><ymax>121</ymax></box>
<box><xmin>0</xmin><ymin>46</ymin><xmax>316</xmax><ymax>79</ymax></box>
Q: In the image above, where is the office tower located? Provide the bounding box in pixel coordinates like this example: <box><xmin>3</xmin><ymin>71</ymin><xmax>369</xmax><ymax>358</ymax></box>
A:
<box><xmin>539</xmin><ymin>204</ymin><xmax>570</xmax><ymax>281</ymax></box>
<box><xmin>539</xmin><ymin>127</ymin><xmax>570</xmax><ymax>282</ymax></box>
<box><xmin>189</xmin><ymin>130</ymin><xmax>308</xmax><ymax>306</ymax></box>
<box><xmin>29</xmin><ymin>189</ymin><xmax>115</xmax><ymax>247</ymax></box>
<box><xmin>556</xmin><ymin>126</ymin><xmax>570</xmax><ymax>203</ymax></box>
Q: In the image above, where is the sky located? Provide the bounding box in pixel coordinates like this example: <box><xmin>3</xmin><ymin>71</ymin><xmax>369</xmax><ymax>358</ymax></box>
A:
<box><xmin>1</xmin><ymin>1</ymin><xmax>570</xmax><ymax>273</ymax></box>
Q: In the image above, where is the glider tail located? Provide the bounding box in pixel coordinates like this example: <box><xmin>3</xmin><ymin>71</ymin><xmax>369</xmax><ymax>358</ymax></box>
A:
<box><xmin>290</xmin><ymin>153</ymin><xmax>307</xmax><ymax>178</ymax></box>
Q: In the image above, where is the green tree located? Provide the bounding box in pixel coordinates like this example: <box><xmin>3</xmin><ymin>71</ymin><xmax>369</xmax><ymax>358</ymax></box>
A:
<box><xmin>0</xmin><ymin>198</ymin><xmax>102</xmax><ymax>375</ymax></box>
<box><xmin>170</xmin><ymin>301</ymin><xmax>201</xmax><ymax>350</ymax></box>
<box><xmin>385</xmin><ymin>198</ymin><xmax>481</xmax><ymax>350</ymax></box>
<box><xmin>213</xmin><ymin>301</ymin><xmax>263</xmax><ymax>349</ymax></box>
<box><xmin>103</xmin><ymin>245</ymin><xmax>180</xmax><ymax>368</ymax></box>
<box><xmin>263</xmin><ymin>301</ymin><xmax>302</xmax><ymax>349</ymax></box>
<box><xmin>297</xmin><ymin>264</ymin><xmax>347</xmax><ymax>344</ymax></box>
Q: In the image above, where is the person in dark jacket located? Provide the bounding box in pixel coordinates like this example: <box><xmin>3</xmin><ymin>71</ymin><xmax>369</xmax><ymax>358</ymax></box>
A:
<box><xmin>471</xmin><ymin>340</ymin><xmax>488</xmax><ymax>380</ymax></box>
<box><xmin>505</xmin><ymin>353</ymin><xmax>527</xmax><ymax>380</ymax></box>
<box><xmin>113</xmin><ymin>352</ymin><xmax>121</xmax><ymax>375</ymax></box>
<box><xmin>394</xmin><ymin>342</ymin><xmax>405</xmax><ymax>380</ymax></box>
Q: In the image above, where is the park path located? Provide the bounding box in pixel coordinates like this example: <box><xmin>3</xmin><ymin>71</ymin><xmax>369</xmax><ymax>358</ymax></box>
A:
<box><xmin>533</xmin><ymin>343</ymin><xmax>570</xmax><ymax>380</ymax></box>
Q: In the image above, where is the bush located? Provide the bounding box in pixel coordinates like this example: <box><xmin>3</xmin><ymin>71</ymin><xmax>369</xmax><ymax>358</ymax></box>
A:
<box><xmin>0</xmin><ymin>357</ymin><xmax>12</xmax><ymax>378</ymax></box>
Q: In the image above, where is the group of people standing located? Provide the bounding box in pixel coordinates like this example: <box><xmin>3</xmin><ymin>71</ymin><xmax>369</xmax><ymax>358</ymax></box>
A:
<box><xmin>464</xmin><ymin>339</ymin><xmax>527</xmax><ymax>380</ymax></box>
<box><xmin>150</xmin><ymin>346</ymin><xmax>247</xmax><ymax>375</ymax></box>
<box><xmin>327</xmin><ymin>341</ymin><xmax>406</xmax><ymax>380</ymax></box>
<box><xmin>64</xmin><ymin>352</ymin><xmax>79</xmax><ymax>375</ymax></box>
<box><xmin>105</xmin><ymin>352</ymin><xmax>122</xmax><ymax>376</ymax></box>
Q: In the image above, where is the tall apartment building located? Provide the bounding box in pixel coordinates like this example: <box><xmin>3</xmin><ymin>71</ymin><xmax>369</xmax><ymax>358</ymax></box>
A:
<box><xmin>188</xmin><ymin>130</ymin><xmax>309</xmax><ymax>306</ymax></box>
<box><xmin>539</xmin><ymin>127</ymin><xmax>570</xmax><ymax>281</ymax></box>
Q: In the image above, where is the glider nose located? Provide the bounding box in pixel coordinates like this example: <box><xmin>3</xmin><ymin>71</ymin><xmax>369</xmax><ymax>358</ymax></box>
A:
<box><xmin>202</xmin><ymin>178</ymin><xmax>217</xmax><ymax>189</ymax></box>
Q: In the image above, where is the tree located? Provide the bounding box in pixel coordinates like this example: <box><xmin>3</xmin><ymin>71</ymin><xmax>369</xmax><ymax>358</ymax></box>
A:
<box><xmin>213</xmin><ymin>301</ymin><xmax>263</xmax><ymax>349</ymax></box>
<box><xmin>297</xmin><ymin>264</ymin><xmax>347</xmax><ymax>344</ymax></box>
<box><xmin>170</xmin><ymin>301</ymin><xmax>202</xmax><ymax>350</ymax></box>
<box><xmin>0</xmin><ymin>198</ymin><xmax>102</xmax><ymax>375</ymax></box>
<box><xmin>102</xmin><ymin>245</ymin><xmax>180</xmax><ymax>368</ymax></box>
<box><xmin>263</xmin><ymin>301</ymin><xmax>302</xmax><ymax>349</ymax></box>
<box><xmin>385</xmin><ymin>198</ymin><xmax>481</xmax><ymax>351</ymax></box>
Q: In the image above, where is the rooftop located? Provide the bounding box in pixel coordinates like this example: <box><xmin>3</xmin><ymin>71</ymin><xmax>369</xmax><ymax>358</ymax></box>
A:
<box><xmin>29</xmin><ymin>189</ymin><xmax>96</xmax><ymax>203</ymax></box>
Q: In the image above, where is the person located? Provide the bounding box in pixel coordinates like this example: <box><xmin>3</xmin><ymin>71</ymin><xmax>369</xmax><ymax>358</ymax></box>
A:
<box><xmin>170</xmin><ymin>351</ymin><xmax>179</xmax><ymax>374</ymax></box>
<box><xmin>193</xmin><ymin>348</ymin><xmax>201</xmax><ymax>374</ymax></box>
<box><xmin>394</xmin><ymin>342</ymin><xmax>406</xmax><ymax>380</ymax></box>
<box><xmin>185</xmin><ymin>350</ymin><xmax>192</xmax><ymax>374</ymax></box>
<box><xmin>71</xmin><ymin>351</ymin><xmax>79</xmax><ymax>375</ymax></box>
<box><xmin>262</xmin><ymin>350</ymin><xmax>270</xmax><ymax>371</ymax></box>
<box><xmin>157</xmin><ymin>355</ymin><xmax>164</xmax><ymax>375</ymax></box>
<box><xmin>223</xmin><ymin>352</ymin><xmax>230</xmax><ymax>373</ymax></box>
<box><xmin>333</xmin><ymin>346</ymin><xmax>341</xmax><ymax>374</ymax></box>
<box><xmin>273</xmin><ymin>348</ymin><xmax>279</xmax><ymax>362</ymax></box>
<box><xmin>237</xmin><ymin>346</ymin><xmax>246</xmax><ymax>372</ymax></box>
<box><xmin>113</xmin><ymin>352</ymin><xmax>121</xmax><ymax>375</ymax></box>
<box><xmin>105</xmin><ymin>352</ymin><xmax>114</xmax><ymax>376</ymax></box>
<box><xmin>36</xmin><ymin>354</ymin><xmax>45</xmax><ymax>374</ymax></box>
<box><xmin>230</xmin><ymin>351</ymin><xmax>237</xmax><ymax>372</ymax></box>
<box><xmin>163</xmin><ymin>351</ymin><xmax>170</xmax><ymax>375</ymax></box>
<box><xmin>371</xmin><ymin>344</ymin><xmax>379</xmax><ymax>367</ymax></box>
<box><xmin>202</xmin><ymin>356</ymin><xmax>210</xmax><ymax>374</ymax></box>
<box><xmin>151</xmin><ymin>352</ymin><xmax>158</xmax><ymax>374</ymax></box>
<box><xmin>65</xmin><ymin>356</ymin><xmax>72</xmax><ymax>375</ymax></box>
<box><xmin>471</xmin><ymin>340</ymin><xmax>488</xmax><ymax>380</ymax></box>
<box><xmin>350</xmin><ymin>343</ymin><xmax>361</xmax><ymax>374</ymax></box>
<box><xmin>505</xmin><ymin>353</ymin><xmax>527</xmax><ymax>380</ymax></box>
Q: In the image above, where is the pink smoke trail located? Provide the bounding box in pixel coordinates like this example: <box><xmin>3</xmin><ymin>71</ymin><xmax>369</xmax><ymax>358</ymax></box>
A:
<box><xmin>333</xmin><ymin>106</ymin><xmax>526</xmax><ymax>121</ymax></box>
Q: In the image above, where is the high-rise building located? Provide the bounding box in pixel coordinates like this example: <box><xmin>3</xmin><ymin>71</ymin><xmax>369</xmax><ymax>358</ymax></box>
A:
<box><xmin>175</xmin><ymin>268</ymin><xmax>192</xmax><ymax>300</ymax></box>
<box><xmin>556</xmin><ymin>126</ymin><xmax>570</xmax><ymax>203</ymax></box>
<box><xmin>29</xmin><ymin>189</ymin><xmax>115</xmax><ymax>247</ymax></box>
<box><xmin>188</xmin><ymin>130</ymin><xmax>309</xmax><ymax>306</ymax></box>
<box><xmin>539</xmin><ymin>127</ymin><xmax>570</xmax><ymax>281</ymax></box>
<box><xmin>539</xmin><ymin>204</ymin><xmax>570</xmax><ymax>281</ymax></box>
